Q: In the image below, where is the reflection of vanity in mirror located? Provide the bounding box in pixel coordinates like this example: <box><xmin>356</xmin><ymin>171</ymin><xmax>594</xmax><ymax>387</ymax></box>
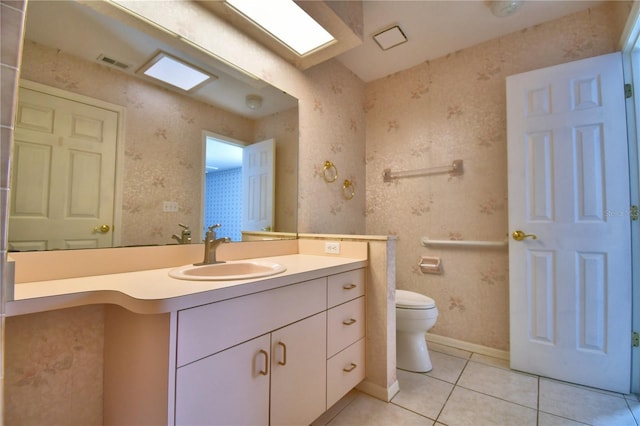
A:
<box><xmin>10</xmin><ymin>0</ymin><xmax>299</xmax><ymax>251</ymax></box>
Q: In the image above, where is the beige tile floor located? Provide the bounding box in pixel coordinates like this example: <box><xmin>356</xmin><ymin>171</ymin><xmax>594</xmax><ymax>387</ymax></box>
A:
<box><xmin>315</xmin><ymin>342</ymin><xmax>640</xmax><ymax>426</ymax></box>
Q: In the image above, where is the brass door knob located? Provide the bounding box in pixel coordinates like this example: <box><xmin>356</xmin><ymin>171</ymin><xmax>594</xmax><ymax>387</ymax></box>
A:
<box><xmin>512</xmin><ymin>230</ymin><xmax>537</xmax><ymax>241</ymax></box>
<box><xmin>93</xmin><ymin>224</ymin><xmax>111</xmax><ymax>233</ymax></box>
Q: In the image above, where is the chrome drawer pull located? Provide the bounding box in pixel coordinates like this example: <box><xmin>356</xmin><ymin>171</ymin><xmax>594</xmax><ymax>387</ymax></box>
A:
<box><xmin>343</xmin><ymin>363</ymin><xmax>357</xmax><ymax>373</ymax></box>
<box><xmin>343</xmin><ymin>283</ymin><xmax>357</xmax><ymax>290</ymax></box>
<box><xmin>343</xmin><ymin>318</ymin><xmax>357</xmax><ymax>326</ymax></box>
<box><xmin>258</xmin><ymin>349</ymin><xmax>269</xmax><ymax>375</ymax></box>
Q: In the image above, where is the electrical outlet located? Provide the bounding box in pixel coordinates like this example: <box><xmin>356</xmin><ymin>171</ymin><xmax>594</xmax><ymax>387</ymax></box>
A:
<box><xmin>163</xmin><ymin>201</ymin><xmax>179</xmax><ymax>212</ymax></box>
<box><xmin>325</xmin><ymin>241</ymin><xmax>341</xmax><ymax>254</ymax></box>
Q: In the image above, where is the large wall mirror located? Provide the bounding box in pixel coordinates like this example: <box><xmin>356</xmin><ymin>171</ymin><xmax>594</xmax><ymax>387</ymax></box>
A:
<box><xmin>9</xmin><ymin>0</ymin><xmax>299</xmax><ymax>251</ymax></box>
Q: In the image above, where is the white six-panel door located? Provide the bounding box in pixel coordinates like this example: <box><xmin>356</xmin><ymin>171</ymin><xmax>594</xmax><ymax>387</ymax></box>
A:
<box><xmin>507</xmin><ymin>52</ymin><xmax>632</xmax><ymax>393</ymax></box>
<box><xmin>242</xmin><ymin>138</ymin><xmax>275</xmax><ymax>233</ymax></box>
<box><xmin>10</xmin><ymin>85</ymin><xmax>118</xmax><ymax>250</ymax></box>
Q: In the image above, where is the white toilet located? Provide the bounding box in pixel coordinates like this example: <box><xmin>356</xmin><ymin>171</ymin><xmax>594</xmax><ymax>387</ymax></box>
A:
<box><xmin>395</xmin><ymin>289</ymin><xmax>439</xmax><ymax>372</ymax></box>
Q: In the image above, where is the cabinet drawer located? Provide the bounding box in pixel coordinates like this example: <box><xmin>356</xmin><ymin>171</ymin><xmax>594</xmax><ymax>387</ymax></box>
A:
<box><xmin>177</xmin><ymin>278</ymin><xmax>326</xmax><ymax>367</ymax></box>
<box><xmin>327</xmin><ymin>296</ymin><xmax>365</xmax><ymax>358</ymax></box>
<box><xmin>327</xmin><ymin>269</ymin><xmax>365</xmax><ymax>308</ymax></box>
<box><xmin>327</xmin><ymin>338</ymin><xmax>365</xmax><ymax>409</ymax></box>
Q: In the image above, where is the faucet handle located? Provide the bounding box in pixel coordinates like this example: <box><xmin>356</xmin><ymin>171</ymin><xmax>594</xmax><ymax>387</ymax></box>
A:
<box><xmin>208</xmin><ymin>224</ymin><xmax>222</xmax><ymax>232</ymax></box>
<box><xmin>179</xmin><ymin>223</ymin><xmax>190</xmax><ymax>230</ymax></box>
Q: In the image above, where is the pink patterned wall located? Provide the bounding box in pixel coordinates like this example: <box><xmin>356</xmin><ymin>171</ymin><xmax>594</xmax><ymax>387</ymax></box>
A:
<box><xmin>365</xmin><ymin>2</ymin><xmax>630</xmax><ymax>350</ymax></box>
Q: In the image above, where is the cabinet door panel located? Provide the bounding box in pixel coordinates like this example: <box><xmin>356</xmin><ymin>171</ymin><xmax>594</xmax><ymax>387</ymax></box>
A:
<box><xmin>271</xmin><ymin>312</ymin><xmax>327</xmax><ymax>426</ymax></box>
<box><xmin>175</xmin><ymin>334</ymin><xmax>270</xmax><ymax>426</ymax></box>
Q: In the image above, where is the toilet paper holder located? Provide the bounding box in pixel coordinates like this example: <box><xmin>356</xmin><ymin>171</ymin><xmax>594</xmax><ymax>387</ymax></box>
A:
<box><xmin>419</xmin><ymin>256</ymin><xmax>442</xmax><ymax>274</ymax></box>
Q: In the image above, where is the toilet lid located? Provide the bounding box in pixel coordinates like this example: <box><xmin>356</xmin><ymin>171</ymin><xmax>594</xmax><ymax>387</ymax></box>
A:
<box><xmin>396</xmin><ymin>289</ymin><xmax>436</xmax><ymax>309</ymax></box>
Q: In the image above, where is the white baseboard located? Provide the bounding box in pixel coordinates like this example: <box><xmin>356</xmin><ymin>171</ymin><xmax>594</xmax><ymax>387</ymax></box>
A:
<box><xmin>426</xmin><ymin>333</ymin><xmax>510</xmax><ymax>361</ymax></box>
<box><xmin>356</xmin><ymin>379</ymin><xmax>400</xmax><ymax>402</ymax></box>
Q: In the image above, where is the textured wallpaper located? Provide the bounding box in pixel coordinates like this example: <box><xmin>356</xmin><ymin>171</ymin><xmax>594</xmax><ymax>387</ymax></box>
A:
<box><xmin>4</xmin><ymin>305</ymin><xmax>104</xmax><ymax>425</ymax></box>
<box><xmin>365</xmin><ymin>2</ymin><xmax>630</xmax><ymax>350</ymax></box>
<box><xmin>299</xmin><ymin>59</ymin><xmax>367</xmax><ymax>235</ymax></box>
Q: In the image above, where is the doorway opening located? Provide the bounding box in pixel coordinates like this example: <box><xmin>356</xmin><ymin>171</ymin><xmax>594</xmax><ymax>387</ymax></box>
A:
<box><xmin>203</xmin><ymin>133</ymin><xmax>244</xmax><ymax>241</ymax></box>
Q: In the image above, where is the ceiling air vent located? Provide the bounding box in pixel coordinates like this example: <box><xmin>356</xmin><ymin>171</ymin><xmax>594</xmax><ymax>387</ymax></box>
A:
<box><xmin>97</xmin><ymin>54</ymin><xmax>130</xmax><ymax>70</ymax></box>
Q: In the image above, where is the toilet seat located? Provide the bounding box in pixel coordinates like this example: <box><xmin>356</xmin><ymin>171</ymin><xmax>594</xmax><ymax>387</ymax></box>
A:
<box><xmin>396</xmin><ymin>289</ymin><xmax>436</xmax><ymax>309</ymax></box>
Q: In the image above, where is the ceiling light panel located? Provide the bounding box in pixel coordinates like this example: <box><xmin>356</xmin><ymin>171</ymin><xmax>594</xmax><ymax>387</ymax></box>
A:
<box><xmin>226</xmin><ymin>0</ymin><xmax>335</xmax><ymax>56</ymax></box>
<box><xmin>373</xmin><ymin>25</ymin><xmax>408</xmax><ymax>51</ymax></box>
<box><xmin>140</xmin><ymin>52</ymin><xmax>214</xmax><ymax>91</ymax></box>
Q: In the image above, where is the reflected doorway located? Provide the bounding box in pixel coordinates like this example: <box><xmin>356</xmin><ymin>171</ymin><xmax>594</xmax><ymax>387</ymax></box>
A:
<box><xmin>203</xmin><ymin>134</ymin><xmax>244</xmax><ymax>241</ymax></box>
<box><xmin>203</xmin><ymin>133</ymin><xmax>276</xmax><ymax>242</ymax></box>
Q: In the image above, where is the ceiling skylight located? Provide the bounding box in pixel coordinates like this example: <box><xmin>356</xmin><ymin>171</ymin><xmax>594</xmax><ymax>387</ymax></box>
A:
<box><xmin>226</xmin><ymin>0</ymin><xmax>335</xmax><ymax>56</ymax></box>
<box><xmin>139</xmin><ymin>52</ymin><xmax>214</xmax><ymax>91</ymax></box>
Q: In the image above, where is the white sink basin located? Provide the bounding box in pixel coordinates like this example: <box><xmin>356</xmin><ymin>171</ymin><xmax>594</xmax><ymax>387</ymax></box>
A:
<box><xmin>169</xmin><ymin>260</ymin><xmax>286</xmax><ymax>281</ymax></box>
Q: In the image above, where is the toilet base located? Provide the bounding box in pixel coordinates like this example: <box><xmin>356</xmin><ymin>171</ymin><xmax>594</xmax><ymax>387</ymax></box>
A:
<box><xmin>396</xmin><ymin>332</ymin><xmax>432</xmax><ymax>373</ymax></box>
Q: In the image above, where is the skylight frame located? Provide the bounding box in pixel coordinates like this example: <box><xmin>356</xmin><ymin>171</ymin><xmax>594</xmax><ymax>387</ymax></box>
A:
<box><xmin>138</xmin><ymin>51</ymin><xmax>215</xmax><ymax>92</ymax></box>
<box><xmin>225</xmin><ymin>0</ymin><xmax>336</xmax><ymax>56</ymax></box>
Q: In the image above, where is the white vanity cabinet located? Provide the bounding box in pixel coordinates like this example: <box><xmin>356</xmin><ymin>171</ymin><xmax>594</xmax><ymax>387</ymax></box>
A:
<box><xmin>175</xmin><ymin>312</ymin><xmax>327</xmax><ymax>425</ymax></box>
<box><xmin>174</xmin><ymin>277</ymin><xmax>329</xmax><ymax>425</ymax></box>
<box><xmin>104</xmin><ymin>267</ymin><xmax>366</xmax><ymax>426</ymax></box>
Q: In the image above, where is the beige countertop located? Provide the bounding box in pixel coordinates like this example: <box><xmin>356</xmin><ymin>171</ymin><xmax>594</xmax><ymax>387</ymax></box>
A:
<box><xmin>6</xmin><ymin>254</ymin><xmax>367</xmax><ymax>316</ymax></box>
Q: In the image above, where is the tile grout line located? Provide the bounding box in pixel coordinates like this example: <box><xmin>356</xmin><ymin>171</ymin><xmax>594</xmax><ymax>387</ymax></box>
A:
<box><xmin>388</xmin><ymin>370</ymin><xmax>446</xmax><ymax>423</ymax></box>
<box><xmin>321</xmin><ymin>394</ymin><xmax>359</xmax><ymax>426</ymax></box>
<box><xmin>432</xmin><ymin>354</ymin><xmax>472</xmax><ymax>424</ymax></box>
<box><xmin>536</xmin><ymin>375</ymin><xmax>540</xmax><ymax>425</ymax></box>
<box><xmin>438</xmin><ymin>350</ymin><xmax>541</xmax><ymax>416</ymax></box>
<box><xmin>624</xmin><ymin>397</ymin><xmax>640</xmax><ymax>426</ymax></box>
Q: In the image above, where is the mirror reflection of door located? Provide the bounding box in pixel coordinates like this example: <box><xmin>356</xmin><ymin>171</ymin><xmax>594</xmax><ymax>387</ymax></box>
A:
<box><xmin>242</xmin><ymin>139</ymin><xmax>275</xmax><ymax>235</ymax></box>
<box><xmin>203</xmin><ymin>135</ymin><xmax>275</xmax><ymax>242</ymax></box>
<box><xmin>10</xmin><ymin>84</ymin><xmax>119</xmax><ymax>251</ymax></box>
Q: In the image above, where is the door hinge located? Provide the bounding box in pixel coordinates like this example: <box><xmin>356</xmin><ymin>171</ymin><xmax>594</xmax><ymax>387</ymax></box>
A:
<box><xmin>625</xmin><ymin>83</ymin><xmax>633</xmax><ymax>99</ymax></box>
<box><xmin>631</xmin><ymin>205</ymin><xmax>639</xmax><ymax>221</ymax></box>
<box><xmin>633</xmin><ymin>332</ymin><xmax>640</xmax><ymax>347</ymax></box>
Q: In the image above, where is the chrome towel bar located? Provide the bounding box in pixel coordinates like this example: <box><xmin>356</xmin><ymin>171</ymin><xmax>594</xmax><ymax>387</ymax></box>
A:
<box><xmin>383</xmin><ymin>159</ymin><xmax>463</xmax><ymax>182</ymax></box>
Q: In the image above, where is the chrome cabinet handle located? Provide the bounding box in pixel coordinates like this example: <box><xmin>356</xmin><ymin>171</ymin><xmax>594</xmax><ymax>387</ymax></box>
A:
<box><xmin>277</xmin><ymin>342</ymin><xmax>287</xmax><ymax>366</ymax></box>
<box><xmin>343</xmin><ymin>363</ymin><xmax>357</xmax><ymax>373</ymax></box>
<box><xmin>343</xmin><ymin>283</ymin><xmax>357</xmax><ymax>290</ymax></box>
<box><xmin>258</xmin><ymin>349</ymin><xmax>269</xmax><ymax>375</ymax></box>
<box><xmin>343</xmin><ymin>318</ymin><xmax>357</xmax><ymax>326</ymax></box>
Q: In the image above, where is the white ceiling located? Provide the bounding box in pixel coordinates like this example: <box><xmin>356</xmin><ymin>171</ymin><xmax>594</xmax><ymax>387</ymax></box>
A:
<box><xmin>337</xmin><ymin>1</ymin><xmax>606</xmax><ymax>82</ymax></box>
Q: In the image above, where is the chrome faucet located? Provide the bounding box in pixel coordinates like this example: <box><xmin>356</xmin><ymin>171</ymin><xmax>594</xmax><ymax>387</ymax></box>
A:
<box><xmin>195</xmin><ymin>224</ymin><xmax>230</xmax><ymax>265</ymax></box>
<box><xmin>171</xmin><ymin>223</ymin><xmax>192</xmax><ymax>244</ymax></box>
